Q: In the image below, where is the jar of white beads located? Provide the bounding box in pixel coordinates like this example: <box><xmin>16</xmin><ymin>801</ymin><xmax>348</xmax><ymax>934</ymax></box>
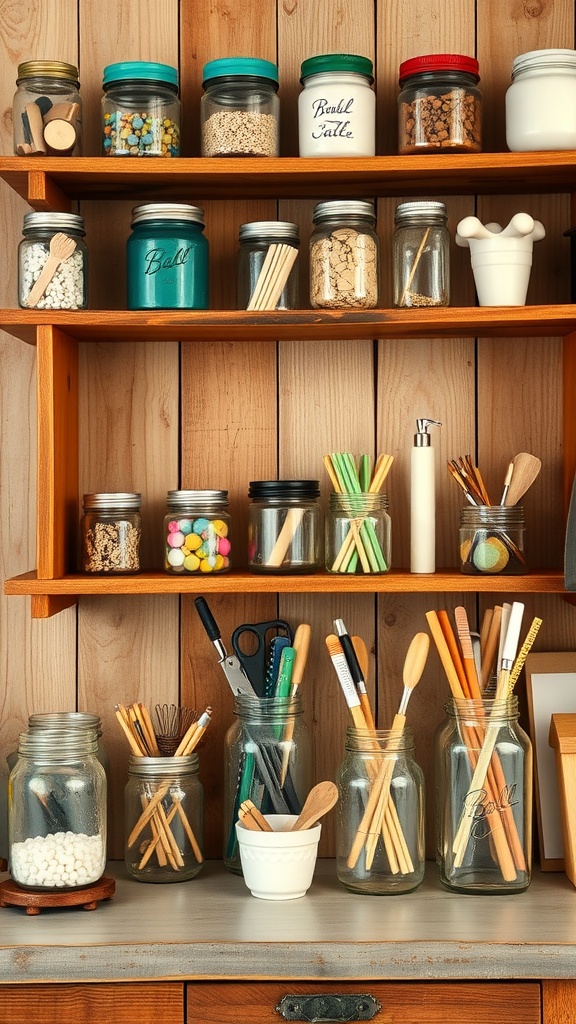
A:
<box><xmin>18</xmin><ymin>211</ymin><xmax>88</xmax><ymax>309</ymax></box>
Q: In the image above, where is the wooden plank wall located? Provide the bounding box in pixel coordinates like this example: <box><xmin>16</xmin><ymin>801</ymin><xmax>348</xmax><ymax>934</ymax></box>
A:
<box><xmin>1</xmin><ymin>0</ymin><xmax>576</xmax><ymax>863</ymax></box>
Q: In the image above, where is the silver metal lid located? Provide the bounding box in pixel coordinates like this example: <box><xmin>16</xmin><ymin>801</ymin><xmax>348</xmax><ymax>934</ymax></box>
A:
<box><xmin>83</xmin><ymin>492</ymin><xmax>141</xmax><ymax>511</ymax></box>
<box><xmin>128</xmin><ymin>754</ymin><xmax>199</xmax><ymax>777</ymax></box>
<box><xmin>17</xmin><ymin>729</ymin><xmax>99</xmax><ymax>756</ymax></box>
<box><xmin>131</xmin><ymin>203</ymin><xmax>205</xmax><ymax>226</ymax></box>
<box><xmin>312</xmin><ymin>200</ymin><xmax>375</xmax><ymax>224</ymax></box>
<box><xmin>167</xmin><ymin>489</ymin><xmax>228</xmax><ymax>510</ymax></box>
<box><xmin>22</xmin><ymin>212</ymin><xmax>85</xmax><ymax>235</ymax></box>
<box><xmin>239</xmin><ymin>221</ymin><xmax>300</xmax><ymax>243</ymax></box>
<box><xmin>29</xmin><ymin>712</ymin><xmax>102</xmax><ymax>732</ymax></box>
<box><xmin>395</xmin><ymin>201</ymin><xmax>447</xmax><ymax>226</ymax></box>
<box><xmin>512</xmin><ymin>48</ymin><xmax>576</xmax><ymax>79</ymax></box>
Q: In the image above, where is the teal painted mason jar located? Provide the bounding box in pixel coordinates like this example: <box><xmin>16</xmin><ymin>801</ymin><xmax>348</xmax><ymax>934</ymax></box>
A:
<box><xmin>126</xmin><ymin>203</ymin><xmax>209</xmax><ymax>310</ymax></box>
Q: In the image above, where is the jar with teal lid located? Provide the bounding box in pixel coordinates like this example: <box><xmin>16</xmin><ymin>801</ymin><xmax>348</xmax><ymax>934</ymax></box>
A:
<box><xmin>102</xmin><ymin>61</ymin><xmax>180</xmax><ymax>156</ymax></box>
<box><xmin>201</xmin><ymin>57</ymin><xmax>279</xmax><ymax>156</ymax></box>
<box><xmin>298</xmin><ymin>53</ymin><xmax>375</xmax><ymax>157</ymax></box>
<box><xmin>127</xmin><ymin>204</ymin><xmax>209</xmax><ymax>310</ymax></box>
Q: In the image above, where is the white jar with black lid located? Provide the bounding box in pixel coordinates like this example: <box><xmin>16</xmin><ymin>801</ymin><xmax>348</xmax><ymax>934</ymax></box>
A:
<box><xmin>506</xmin><ymin>49</ymin><xmax>576</xmax><ymax>151</ymax></box>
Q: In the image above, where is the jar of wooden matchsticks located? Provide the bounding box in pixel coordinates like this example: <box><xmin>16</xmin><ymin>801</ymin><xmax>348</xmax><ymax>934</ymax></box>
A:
<box><xmin>325</xmin><ymin>492</ymin><xmax>391</xmax><ymax>574</ymax></box>
<box><xmin>393</xmin><ymin>201</ymin><xmax>449</xmax><ymax>308</ymax></box>
<box><xmin>224</xmin><ymin>692</ymin><xmax>312</xmax><ymax>874</ymax></box>
<box><xmin>336</xmin><ymin>726</ymin><xmax>425</xmax><ymax>894</ymax></box>
<box><xmin>247</xmin><ymin>480</ymin><xmax>321</xmax><ymax>573</ymax></box>
<box><xmin>238</xmin><ymin>221</ymin><xmax>300</xmax><ymax>310</ymax></box>
<box><xmin>435</xmin><ymin>696</ymin><xmax>532</xmax><ymax>894</ymax></box>
<box><xmin>124</xmin><ymin>754</ymin><xmax>203</xmax><ymax>883</ymax></box>
<box><xmin>459</xmin><ymin>505</ymin><xmax>527</xmax><ymax>574</ymax></box>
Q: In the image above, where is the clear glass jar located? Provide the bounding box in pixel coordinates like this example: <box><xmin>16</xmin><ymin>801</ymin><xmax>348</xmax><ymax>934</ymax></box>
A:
<box><xmin>393</xmin><ymin>201</ymin><xmax>449</xmax><ymax>307</ymax></box>
<box><xmin>325</xmin><ymin>492</ymin><xmax>391</xmax><ymax>574</ymax></box>
<box><xmin>8</xmin><ymin>728</ymin><xmax>107</xmax><ymax>890</ymax></box>
<box><xmin>224</xmin><ymin>692</ymin><xmax>312</xmax><ymax>873</ymax></box>
<box><xmin>247</xmin><ymin>480</ymin><xmax>321</xmax><ymax>573</ymax></box>
<box><xmin>164</xmin><ymin>489</ymin><xmax>231</xmax><ymax>575</ymax></box>
<box><xmin>506</xmin><ymin>49</ymin><xmax>576</xmax><ymax>151</ymax></box>
<box><xmin>459</xmin><ymin>505</ymin><xmax>526</xmax><ymax>575</ymax></box>
<box><xmin>398</xmin><ymin>54</ymin><xmax>482</xmax><ymax>154</ymax></box>
<box><xmin>18</xmin><ymin>212</ymin><xmax>87</xmax><ymax>310</ymax></box>
<box><xmin>126</xmin><ymin>203</ymin><xmax>209</xmax><ymax>310</ymax></box>
<box><xmin>435</xmin><ymin>697</ymin><xmax>532</xmax><ymax>894</ymax></box>
<box><xmin>124</xmin><ymin>754</ymin><xmax>203</xmax><ymax>883</ymax></box>
<box><xmin>81</xmin><ymin>492</ymin><xmax>141</xmax><ymax>574</ymax></box>
<box><xmin>7</xmin><ymin>712</ymin><xmax>109</xmax><ymax>776</ymax></box>
<box><xmin>102</xmin><ymin>61</ymin><xmax>180</xmax><ymax>157</ymax></box>
<box><xmin>201</xmin><ymin>57</ymin><xmax>279</xmax><ymax>157</ymax></box>
<box><xmin>337</xmin><ymin>726</ymin><xmax>425</xmax><ymax>894</ymax></box>
<box><xmin>310</xmin><ymin>200</ymin><xmax>379</xmax><ymax>309</ymax></box>
<box><xmin>238</xmin><ymin>221</ymin><xmax>300</xmax><ymax>310</ymax></box>
<box><xmin>13</xmin><ymin>60</ymin><xmax>82</xmax><ymax>156</ymax></box>
<box><xmin>298</xmin><ymin>53</ymin><xmax>375</xmax><ymax>157</ymax></box>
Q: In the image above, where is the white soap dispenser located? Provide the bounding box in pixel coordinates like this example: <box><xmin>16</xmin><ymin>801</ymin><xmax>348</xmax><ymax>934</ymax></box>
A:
<box><xmin>410</xmin><ymin>417</ymin><xmax>441</xmax><ymax>574</ymax></box>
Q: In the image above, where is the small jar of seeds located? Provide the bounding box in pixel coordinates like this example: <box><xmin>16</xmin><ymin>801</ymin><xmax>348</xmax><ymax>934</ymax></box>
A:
<box><xmin>393</xmin><ymin>201</ymin><xmax>449</xmax><ymax>307</ymax></box>
<box><xmin>102</xmin><ymin>61</ymin><xmax>180</xmax><ymax>157</ymax></box>
<box><xmin>201</xmin><ymin>57</ymin><xmax>279</xmax><ymax>157</ymax></box>
<box><xmin>18</xmin><ymin>211</ymin><xmax>87</xmax><ymax>310</ymax></box>
<box><xmin>81</xmin><ymin>492</ymin><xmax>141</xmax><ymax>574</ymax></box>
<box><xmin>398</xmin><ymin>54</ymin><xmax>482</xmax><ymax>154</ymax></box>
<box><xmin>309</xmin><ymin>200</ymin><xmax>379</xmax><ymax>309</ymax></box>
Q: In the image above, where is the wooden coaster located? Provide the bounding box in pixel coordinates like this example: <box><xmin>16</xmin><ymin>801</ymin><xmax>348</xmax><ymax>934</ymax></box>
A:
<box><xmin>0</xmin><ymin>876</ymin><xmax>115</xmax><ymax>915</ymax></box>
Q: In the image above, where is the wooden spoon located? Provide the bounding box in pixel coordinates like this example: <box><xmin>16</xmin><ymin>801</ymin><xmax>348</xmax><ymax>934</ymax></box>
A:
<box><xmin>503</xmin><ymin>452</ymin><xmax>542</xmax><ymax>507</ymax></box>
<box><xmin>290</xmin><ymin>780</ymin><xmax>339</xmax><ymax>831</ymax></box>
<box><xmin>26</xmin><ymin>232</ymin><xmax>77</xmax><ymax>307</ymax></box>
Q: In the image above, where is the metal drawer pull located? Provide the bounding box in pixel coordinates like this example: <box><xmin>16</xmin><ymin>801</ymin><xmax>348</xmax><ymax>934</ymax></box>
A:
<box><xmin>276</xmin><ymin>994</ymin><xmax>381</xmax><ymax>1022</ymax></box>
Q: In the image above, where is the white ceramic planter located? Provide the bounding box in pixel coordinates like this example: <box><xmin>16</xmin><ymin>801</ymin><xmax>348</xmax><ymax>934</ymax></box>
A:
<box><xmin>236</xmin><ymin>814</ymin><xmax>321</xmax><ymax>900</ymax></box>
<box><xmin>456</xmin><ymin>213</ymin><xmax>545</xmax><ymax>306</ymax></box>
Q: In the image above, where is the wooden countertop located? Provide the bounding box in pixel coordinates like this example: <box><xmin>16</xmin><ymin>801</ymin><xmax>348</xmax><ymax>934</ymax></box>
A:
<box><xmin>1</xmin><ymin>861</ymin><xmax>576</xmax><ymax>984</ymax></box>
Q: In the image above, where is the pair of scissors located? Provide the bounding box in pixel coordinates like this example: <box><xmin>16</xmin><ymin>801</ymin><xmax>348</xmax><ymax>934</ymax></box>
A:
<box><xmin>231</xmin><ymin>618</ymin><xmax>292</xmax><ymax>697</ymax></box>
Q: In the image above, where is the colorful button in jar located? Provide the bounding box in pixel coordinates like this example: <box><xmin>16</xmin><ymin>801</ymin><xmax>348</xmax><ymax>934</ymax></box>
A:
<box><xmin>398</xmin><ymin>53</ymin><xmax>482</xmax><ymax>153</ymax></box>
<box><xmin>164</xmin><ymin>490</ymin><xmax>231</xmax><ymax>575</ymax></box>
<box><xmin>101</xmin><ymin>61</ymin><xmax>181</xmax><ymax>156</ymax></box>
<box><xmin>298</xmin><ymin>52</ymin><xmax>375</xmax><ymax>157</ymax></box>
<box><xmin>126</xmin><ymin>203</ymin><xmax>209</xmax><ymax>310</ymax></box>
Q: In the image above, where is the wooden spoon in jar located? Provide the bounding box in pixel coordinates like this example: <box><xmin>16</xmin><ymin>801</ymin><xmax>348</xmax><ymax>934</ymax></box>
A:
<box><xmin>26</xmin><ymin>232</ymin><xmax>77</xmax><ymax>307</ymax></box>
<box><xmin>290</xmin><ymin>781</ymin><xmax>339</xmax><ymax>831</ymax></box>
<box><xmin>503</xmin><ymin>452</ymin><xmax>542</xmax><ymax>507</ymax></box>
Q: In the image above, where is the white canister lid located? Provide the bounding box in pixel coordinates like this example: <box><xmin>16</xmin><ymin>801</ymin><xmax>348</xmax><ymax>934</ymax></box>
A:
<box><xmin>511</xmin><ymin>48</ymin><xmax>576</xmax><ymax>79</ymax></box>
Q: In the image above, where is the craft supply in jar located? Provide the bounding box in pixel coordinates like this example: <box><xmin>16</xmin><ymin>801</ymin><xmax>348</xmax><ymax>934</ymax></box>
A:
<box><xmin>506</xmin><ymin>49</ymin><xmax>576</xmax><ymax>151</ymax></box>
<box><xmin>164</xmin><ymin>489</ymin><xmax>231</xmax><ymax>574</ymax></box>
<box><xmin>238</xmin><ymin>221</ymin><xmax>299</xmax><ymax>310</ymax></box>
<box><xmin>13</xmin><ymin>60</ymin><xmax>82</xmax><ymax>156</ymax></box>
<box><xmin>309</xmin><ymin>200</ymin><xmax>379</xmax><ymax>309</ymax></box>
<box><xmin>398</xmin><ymin>53</ymin><xmax>482</xmax><ymax>153</ymax></box>
<box><xmin>126</xmin><ymin>203</ymin><xmax>209</xmax><ymax>310</ymax></box>
<box><xmin>18</xmin><ymin>211</ymin><xmax>87</xmax><ymax>310</ymax></box>
<box><xmin>81</xmin><ymin>492</ymin><xmax>141</xmax><ymax>574</ymax></box>
<box><xmin>325</xmin><ymin>492</ymin><xmax>390</xmax><ymax>574</ymax></box>
<box><xmin>393</xmin><ymin>201</ymin><xmax>449</xmax><ymax>307</ymax></box>
<box><xmin>102</xmin><ymin>61</ymin><xmax>180</xmax><ymax>157</ymax></box>
<box><xmin>247</xmin><ymin>480</ymin><xmax>321</xmax><ymax>573</ymax></box>
<box><xmin>201</xmin><ymin>57</ymin><xmax>279</xmax><ymax>157</ymax></box>
<box><xmin>298</xmin><ymin>52</ymin><xmax>375</xmax><ymax>157</ymax></box>
<box><xmin>459</xmin><ymin>505</ymin><xmax>526</xmax><ymax>575</ymax></box>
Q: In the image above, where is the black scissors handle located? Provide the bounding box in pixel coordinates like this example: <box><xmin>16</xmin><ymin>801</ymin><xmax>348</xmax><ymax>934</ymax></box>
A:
<box><xmin>231</xmin><ymin>619</ymin><xmax>292</xmax><ymax>695</ymax></box>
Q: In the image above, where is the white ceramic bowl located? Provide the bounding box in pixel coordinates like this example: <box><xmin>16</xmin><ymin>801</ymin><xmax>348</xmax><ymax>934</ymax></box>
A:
<box><xmin>235</xmin><ymin>813</ymin><xmax>321</xmax><ymax>900</ymax></box>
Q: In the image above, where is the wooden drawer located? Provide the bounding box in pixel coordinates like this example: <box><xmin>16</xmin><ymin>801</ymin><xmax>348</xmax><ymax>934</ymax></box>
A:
<box><xmin>0</xmin><ymin>982</ymin><xmax>184</xmax><ymax>1024</ymax></box>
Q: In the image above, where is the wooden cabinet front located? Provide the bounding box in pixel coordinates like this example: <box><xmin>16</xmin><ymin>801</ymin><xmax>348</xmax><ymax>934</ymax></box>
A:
<box><xmin>0</xmin><ymin>982</ymin><xmax>183</xmax><ymax>1024</ymax></box>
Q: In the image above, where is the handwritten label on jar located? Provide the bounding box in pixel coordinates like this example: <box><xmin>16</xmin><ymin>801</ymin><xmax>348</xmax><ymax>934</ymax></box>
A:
<box><xmin>310</xmin><ymin>96</ymin><xmax>354</xmax><ymax>139</ymax></box>
<box><xmin>144</xmin><ymin>246</ymin><xmax>191</xmax><ymax>275</ymax></box>
<box><xmin>299</xmin><ymin>85</ymin><xmax>374</xmax><ymax>156</ymax></box>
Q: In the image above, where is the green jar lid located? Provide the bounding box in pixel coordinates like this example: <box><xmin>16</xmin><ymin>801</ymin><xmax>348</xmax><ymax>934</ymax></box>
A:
<box><xmin>103</xmin><ymin>61</ymin><xmax>178</xmax><ymax>89</ymax></box>
<box><xmin>202</xmin><ymin>57</ymin><xmax>279</xmax><ymax>86</ymax></box>
<box><xmin>300</xmin><ymin>53</ymin><xmax>374</xmax><ymax>83</ymax></box>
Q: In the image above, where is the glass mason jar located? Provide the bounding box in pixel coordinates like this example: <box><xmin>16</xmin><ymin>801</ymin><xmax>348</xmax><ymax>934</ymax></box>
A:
<box><xmin>201</xmin><ymin>57</ymin><xmax>279</xmax><ymax>157</ymax></box>
<box><xmin>506</xmin><ymin>49</ymin><xmax>576</xmax><ymax>151</ymax></box>
<box><xmin>8</xmin><ymin>728</ymin><xmax>107</xmax><ymax>890</ymax></box>
<box><xmin>393</xmin><ymin>201</ymin><xmax>450</xmax><ymax>307</ymax></box>
<box><xmin>238</xmin><ymin>221</ymin><xmax>300</xmax><ymax>310</ymax></box>
<box><xmin>18</xmin><ymin>211</ymin><xmax>87</xmax><ymax>310</ymax></box>
<box><xmin>435</xmin><ymin>697</ymin><xmax>532</xmax><ymax>894</ymax></box>
<box><xmin>398</xmin><ymin>53</ymin><xmax>482</xmax><ymax>154</ymax></box>
<box><xmin>102</xmin><ymin>61</ymin><xmax>180</xmax><ymax>157</ymax></box>
<box><xmin>337</xmin><ymin>726</ymin><xmax>425</xmax><ymax>894</ymax></box>
<box><xmin>310</xmin><ymin>200</ymin><xmax>379</xmax><ymax>309</ymax></box>
<box><xmin>13</xmin><ymin>60</ymin><xmax>82</xmax><ymax>156</ymax></box>
<box><xmin>124</xmin><ymin>754</ymin><xmax>203</xmax><ymax>883</ymax></box>
<box><xmin>459</xmin><ymin>505</ymin><xmax>526</xmax><ymax>575</ymax></box>
<box><xmin>81</xmin><ymin>492</ymin><xmax>142</xmax><ymax>574</ymax></box>
<box><xmin>7</xmin><ymin>713</ymin><xmax>109</xmax><ymax>783</ymax></box>
<box><xmin>224</xmin><ymin>692</ymin><xmax>312</xmax><ymax>873</ymax></box>
<box><xmin>126</xmin><ymin>203</ymin><xmax>209</xmax><ymax>310</ymax></box>
<box><xmin>298</xmin><ymin>53</ymin><xmax>375</xmax><ymax>157</ymax></box>
<box><xmin>325</xmin><ymin>492</ymin><xmax>391</xmax><ymax>574</ymax></box>
<box><xmin>164</xmin><ymin>489</ymin><xmax>231</xmax><ymax>575</ymax></box>
<box><xmin>247</xmin><ymin>479</ymin><xmax>322</xmax><ymax>573</ymax></box>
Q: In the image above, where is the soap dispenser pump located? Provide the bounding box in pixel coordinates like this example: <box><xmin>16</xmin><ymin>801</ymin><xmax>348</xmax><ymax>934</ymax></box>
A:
<box><xmin>410</xmin><ymin>417</ymin><xmax>441</xmax><ymax>574</ymax></box>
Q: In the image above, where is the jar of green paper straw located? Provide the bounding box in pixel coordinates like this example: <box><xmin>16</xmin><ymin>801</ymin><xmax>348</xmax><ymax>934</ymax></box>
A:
<box><xmin>326</xmin><ymin>492</ymin><xmax>391</xmax><ymax>573</ymax></box>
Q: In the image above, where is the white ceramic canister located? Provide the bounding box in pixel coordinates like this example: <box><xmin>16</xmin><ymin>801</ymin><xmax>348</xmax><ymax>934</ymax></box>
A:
<box><xmin>506</xmin><ymin>49</ymin><xmax>576</xmax><ymax>151</ymax></box>
<box><xmin>298</xmin><ymin>53</ymin><xmax>375</xmax><ymax>157</ymax></box>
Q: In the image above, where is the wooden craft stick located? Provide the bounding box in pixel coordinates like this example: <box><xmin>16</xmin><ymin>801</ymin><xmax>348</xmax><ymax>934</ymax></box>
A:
<box><xmin>246</xmin><ymin>243</ymin><xmax>278</xmax><ymax>310</ymax></box>
<box><xmin>264</xmin><ymin>507</ymin><xmax>305</xmax><ymax>567</ymax></box>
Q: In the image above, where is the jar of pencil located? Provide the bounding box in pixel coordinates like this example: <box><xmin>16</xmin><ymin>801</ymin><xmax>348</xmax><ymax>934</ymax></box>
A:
<box><xmin>435</xmin><ymin>696</ymin><xmax>532</xmax><ymax>894</ymax></box>
<box><xmin>336</xmin><ymin>725</ymin><xmax>425</xmax><ymax>894</ymax></box>
<box><xmin>224</xmin><ymin>692</ymin><xmax>312</xmax><ymax>874</ymax></box>
<box><xmin>459</xmin><ymin>505</ymin><xmax>526</xmax><ymax>574</ymax></box>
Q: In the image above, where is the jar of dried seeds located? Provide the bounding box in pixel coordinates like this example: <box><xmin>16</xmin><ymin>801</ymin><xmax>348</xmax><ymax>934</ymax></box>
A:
<box><xmin>81</xmin><ymin>492</ymin><xmax>141</xmax><ymax>574</ymax></box>
<box><xmin>18</xmin><ymin>211</ymin><xmax>87</xmax><ymax>310</ymax></box>
<box><xmin>398</xmin><ymin>54</ymin><xmax>482</xmax><ymax>154</ymax></box>
<box><xmin>393</xmin><ymin>201</ymin><xmax>449</xmax><ymax>307</ymax></box>
<box><xmin>310</xmin><ymin>200</ymin><xmax>379</xmax><ymax>309</ymax></box>
<box><xmin>201</xmin><ymin>57</ymin><xmax>279</xmax><ymax>157</ymax></box>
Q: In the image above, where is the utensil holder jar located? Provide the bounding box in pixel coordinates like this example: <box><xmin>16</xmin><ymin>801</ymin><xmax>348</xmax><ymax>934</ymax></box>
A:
<box><xmin>325</xmin><ymin>492</ymin><xmax>391</xmax><ymax>574</ymax></box>
<box><xmin>435</xmin><ymin>697</ymin><xmax>532</xmax><ymax>894</ymax></box>
<box><xmin>336</xmin><ymin>726</ymin><xmax>425</xmax><ymax>894</ymax></box>
<box><xmin>224</xmin><ymin>693</ymin><xmax>312</xmax><ymax>874</ymax></box>
<box><xmin>164</xmin><ymin>489</ymin><xmax>230</xmax><ymax>574</ymax></box>
<box><xmin>459</xmin><ymin>505</ymin><xmax>526</xmax><ymax>575</ymax></box>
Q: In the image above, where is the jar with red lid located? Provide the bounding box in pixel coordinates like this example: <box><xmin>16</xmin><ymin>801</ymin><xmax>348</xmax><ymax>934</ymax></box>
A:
<box><xmin>398</xmin><ymin>53</ymin><xmax>482</xmax><ymax>154</ymax></box>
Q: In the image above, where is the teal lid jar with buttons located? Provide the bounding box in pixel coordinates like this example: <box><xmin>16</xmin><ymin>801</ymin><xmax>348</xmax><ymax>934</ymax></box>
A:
<box><xmin>126</xmin><ymin>203</ymin><xmax>209</xmax><ymax>310</ymax></box>
<box><xmin>102</xmin><ymin>60</ymin><xmax>180</xmax><ymax>156</ymax></box>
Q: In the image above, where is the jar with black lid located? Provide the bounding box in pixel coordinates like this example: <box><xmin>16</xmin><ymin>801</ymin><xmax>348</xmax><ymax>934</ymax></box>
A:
<box><xmin>164</xmin><ymin>489</ymin><xmax>231</xmax><ymax>575</ymax></box>
<box><xmin>310</xmin><ymin>200</ymin><xmax>379</xmax><ymax>309</ymax></box>
<box><xmin>13</xmin><ymin>60</ymin><xmax>82</xmax><ymax>156</ymax></box>
<box><xmin>248</xmin><ymin>480</ymin><xmax>321</xmax><ymax>573</ymax></box>
<box><xmin>102</xmin><ymin>61</ymin><xmax>180</xmax><ymax>156</ymax></box>
<box><xmin>238</xmin><ymin>221</ymin><xmax>300</xmax><ymax>310</ymax></box>
<box><xmin>393</xmin><ymin>201</ymin><xmax>450</xmax><ymax>307</ymax></box>
<box><xmin>201</xmin><ymin>57</ymin><xmax>279</xmax><ymax>156</ymax></box>
<box><xmin>81</xmin><ymin>492</ymin><xmax>141</xmax><ymax>574</ymax></box>
<box><xmin>19</xmin><ymin>212</ymin><xmax>87</xmax><ymax>310</ymax></box>
<box><xmin>398</xmin><ymin>53</ymin><xmax>482</xmax><ymax>153</ymax></box>
<box><xmin>126</xmin><ymin>203</ymin><xmax>209</xmax><ymax>310</ymax></box>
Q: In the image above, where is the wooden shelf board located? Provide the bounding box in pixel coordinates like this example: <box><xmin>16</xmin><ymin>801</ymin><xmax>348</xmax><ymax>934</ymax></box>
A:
<box><xmin>1</xmin><ymin>306</ymin><xmax>576</xmax><ymax>346</ymax></box>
